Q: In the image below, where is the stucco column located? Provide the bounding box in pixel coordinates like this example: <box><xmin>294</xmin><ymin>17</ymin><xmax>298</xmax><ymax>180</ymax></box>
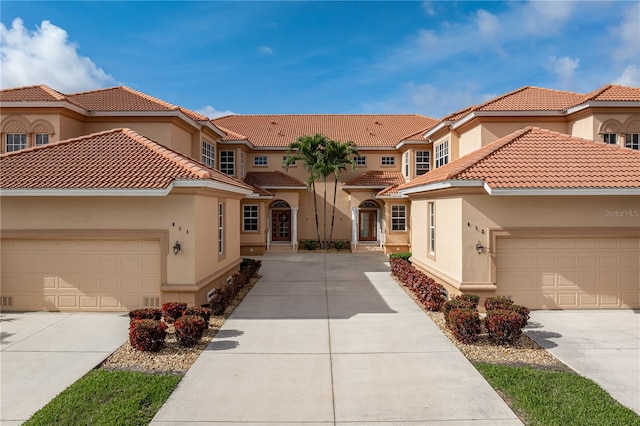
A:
<box><xmin>351</xmin><ymin>207</ymin><xmax>358</xmax><ymax>250</ymax></box>
<box><xmin>378</xmin><ymin>208</ymin><xmax>384</xmax><ymax>248</ymax></box>
<box><xmin>291</xmin><ymin>206</ymin><xmax>298</xmax><ymax>251</ymax></box>
<box><xmin>266</xmin><ymin>210</ymin><xmax>271</xmax><ymax>251</ymax></box>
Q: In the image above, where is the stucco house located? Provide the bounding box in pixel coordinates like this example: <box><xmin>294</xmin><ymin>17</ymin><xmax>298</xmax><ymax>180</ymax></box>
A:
<box><xmin>1</xmin><ymin>83</ymin><xmax>639</xmax><ymax>311</ymax></box>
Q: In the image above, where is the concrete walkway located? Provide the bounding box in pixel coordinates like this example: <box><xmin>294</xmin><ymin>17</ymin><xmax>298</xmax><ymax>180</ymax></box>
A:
<box><xmin>0</xmin><ymin>312</ymin><xmax>129</xmax><ymax>425</ymax></box>
<box><xmin>525</xmin><ymin>310</ymin><xmax>640</xmax><ymax>415</ymax></box>
<box><xmin>153</xmin><ymin>253</ymin><xmax>521</xmax><ymax>425</ymax></box>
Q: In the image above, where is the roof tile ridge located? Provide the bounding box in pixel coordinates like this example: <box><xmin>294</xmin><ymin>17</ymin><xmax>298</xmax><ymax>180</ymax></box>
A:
<box><xmin>121</xmin><ymin>128</ymin><xmax>212</xmax><ymax>179</ymax></box>
<box><xmin>443</xmin><ymin>126</ymin><xmax>534</xmax><ymax>180</ymax></box>
<box><xmin>39</xmin><ymin>85</ymin><xmax>67</xmax><ymax>101</ymax></box>
<box><xmin>475</xmin><ymin>86</ymin><xmax>532</xmax><ymax>110</ymax></box>
<box><xmin>67</xmin><ymin>86</ymin><xmax>124</xmax><ymax>97</ymax></box>
<box><xmin>215</xmin><ymin>124</ymin><xmax>247</xmax><ymax>139</ymax></box>
<box><xmin>177</xmin><ymin>106</ymin><xmax>209</xmax><ymax>121</ymax></box>
<box><xmin>120</xmin><ymin>86</ymin><xmax>178</xmax><ymax>111</ymax></box>
<box><xmin>0</xmin><ymin>128</ymin><xmax>126</xmax><ymax>158</ymax></box>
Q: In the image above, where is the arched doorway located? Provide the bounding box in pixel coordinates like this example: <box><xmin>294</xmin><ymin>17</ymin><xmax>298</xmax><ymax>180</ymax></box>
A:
<box><xmin>270</xmin><ymin>200</ymin><xmax>291</xmax><ymax>242</ymax></box>
<box><xmin>358</xmin><ymin>200</ymin><xmax>380</xmax><ymax>242</ymax></box>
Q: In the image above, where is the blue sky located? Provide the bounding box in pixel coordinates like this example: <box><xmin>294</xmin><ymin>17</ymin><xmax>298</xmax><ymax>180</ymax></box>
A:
<box><xmin>1</xmin><ymin>1</ymin><xmax>638</xmax><ymax>118</ymax></box>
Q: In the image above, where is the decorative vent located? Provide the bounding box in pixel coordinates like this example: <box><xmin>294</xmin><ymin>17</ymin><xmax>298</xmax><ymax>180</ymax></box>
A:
<box><xmin>1</xmin><ymin>296</ymin><xmax>13</xmax><ymax>307</ymax></box>
<box><xmin>143</xmin><ymin>297</ymin><xmax>160</xmax><ymax>308</ymax></box>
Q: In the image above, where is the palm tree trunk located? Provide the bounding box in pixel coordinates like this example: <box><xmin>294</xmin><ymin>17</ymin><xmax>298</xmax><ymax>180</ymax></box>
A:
<box><xmin>329</xmin><ymin>175</ymin><xmax>338</xmax><ymax>246</ymax></box>
<box><xmin>323</xmin><ymin>177</ymin><xmax>328</xmax><ymax>249</ymax></box>
<box><xmin>312</xmin><ymin>181</ymin><xmax>322</xmax><ymax>247</ymax></box>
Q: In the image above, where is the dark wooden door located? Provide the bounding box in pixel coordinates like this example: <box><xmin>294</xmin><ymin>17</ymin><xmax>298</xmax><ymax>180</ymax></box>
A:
<box><xmin>358</xmin><ymin>210</ymin><xmax>377</xmax><ymax>241</ymax></box>
<box><xmin>271</xmin><ymin>210</ymin><xmax>291</xmax><ymax>242</ymax></box>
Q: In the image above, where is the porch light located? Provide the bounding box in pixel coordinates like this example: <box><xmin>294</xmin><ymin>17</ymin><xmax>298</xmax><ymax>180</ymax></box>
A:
<box><xmin>173</xmin><ymin>241</ymin><xmax>181</xmax><ymax>255</ymax></box>
<box><xmin>475</xmin><ymin>242</ymin><xmax>484</xmax><ymax>255</ymax></box>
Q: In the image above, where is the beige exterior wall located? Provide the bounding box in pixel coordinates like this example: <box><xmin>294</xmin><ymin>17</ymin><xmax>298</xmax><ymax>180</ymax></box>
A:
<box><xmin>1</xmin><ymin>188</ymin><xmax>244</xmax><ymax>307</ymax></box>
<box><xmin>382</xmin><ymin>199</ymin><xmax>411</xmax><ymax>253</ymax></box>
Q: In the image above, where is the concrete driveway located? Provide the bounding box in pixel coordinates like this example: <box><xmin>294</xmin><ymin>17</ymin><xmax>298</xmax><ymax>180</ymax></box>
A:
<box><xmin>153</xmin><ymin>253</ymin><xmax>521</xmax><ymax>425</ymax></box>
<box><xmin>525</xmin><ymin>310</ymin><xmax>640</xmax><ymax>415</ymax></box>
<box><xmin>0</xmin><ymin>312</ymin><xmax>129</xmax><ymax>425</ymax></box>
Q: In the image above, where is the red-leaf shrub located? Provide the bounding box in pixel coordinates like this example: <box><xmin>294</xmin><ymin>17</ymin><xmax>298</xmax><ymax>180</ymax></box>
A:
<box><xmin>512</xmin><ymin>304</ymin><xmax>530</xmax><ymax>327</ymax></box>
<box><xmin>174</xmin><ymin>315</ymin><xmax>206</xmax><ymax>347</ymax></box>
<box><xmin>161</xmin><ymin>302</ymin><xmax>186</xmax><ymax>324</ymax></box>
<box><xmin>484</xmin><ymin>296</ymin><xmax>514</xmax><ymax>312</ymax></box>
<box><xmin>209</xmin><ymin>292</ymin><xmax>226</xmax><ymax>316</ymax></box>
<box><xmin>185</xmin><ymin>306</ymin><xmax>212</xmax><ymax>325</ymax></box>
<box><xmin>390</xmin><ymin>258</ymin><xmax>445</xmax><ymax>311</ymax></box>
<box><xmin>128</xmin><ymin>308</ymin><xmax>162</xmax><ymax>321</ymax></box>
<box><xmin>447</xmin><ymin>308</ymin><xmax>481</xmax><ymax>343</ymax></box>
<box><xmin>129</xmin><ymin>319</ymin><xmax>167</xmax><ymax>352</ymax></box>
<box><xmin>485</xmin><ymin>309</ymin><xmax>524</xmax><ymax>345</ymax></box>
<box><xmin>443</xmin><ymin>295</ymin><xmax>479</xmax><ymax>326</ymax></box>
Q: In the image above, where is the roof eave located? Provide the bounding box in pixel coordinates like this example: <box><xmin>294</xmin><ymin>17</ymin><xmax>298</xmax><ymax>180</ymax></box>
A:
<box><xmin>395</xmin><ymin>139</ymin><xmax>432</xmax><ymax>150</ymax></box>
<box><xmin>422</xmin><ymin>121</ymin><xmax>452</xmax><ymax>139</ymax></box>
<box><xmin>173</xmin><ymin>180</ymin><xmax>254</xmax><ymax>195</ymax></box>
<box><xmin>452</xmin><ymin>111</ymin><xmax>565</xmax><ymax>130</ymax></box>
<box><xmin>1</xmin><ymin>100</ymin><xmax>87</xmax><ymax>115</ymax></box>
<box><xmin>487</xmin><ymin>187</ymin><xmax>640</xmax><ymax>196</ymax></box>
<box><xmin>565</xmin><ymin>101</ymin><xmax>640</xmax><ymax>115</ymax></box>
<box><xmin>218</xmin><ymin>139</ymin><xmax>256</xmax><ymax>149</ymax></box>
<box><xmin>0</xmin><ymin>188</ymin><xmax>171</xmax><ymax>197</ymax></box>
<box><xmin>399</xmin><ymin>180</ymin><xmax>485</xmax><ymax>195</ymax></box>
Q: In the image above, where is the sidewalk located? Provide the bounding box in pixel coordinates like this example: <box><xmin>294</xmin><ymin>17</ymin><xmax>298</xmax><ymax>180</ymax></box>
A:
<box><xmin>152</xmin><ymin>252</ymin><xmax>521</xmax><ymax>425</ymax></box>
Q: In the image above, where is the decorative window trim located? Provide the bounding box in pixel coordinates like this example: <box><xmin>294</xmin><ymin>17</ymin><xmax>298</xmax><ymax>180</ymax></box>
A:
<box><xmin>435</xmin><ymin>141</ymin><xmax>449</xmax><ymax>168</ymax></box>
<box><xmin>391</xmin><ymin>205</ymin><xmax>406</xmax><ymax>231</ymax></box>
<box><xmin>243</xmin><ymin>204</ymin><xmax>259</xmax><ymax>232</ymax></box>
<box><xmin>35</xmin><ymin>133</ymin><xmax>49</xmax><ymax>146</ymax></box>
<box><xmin>415</xmin><ymin>150</ymin><xmax>430</xmax><ymax>175</ymax></box>
<box><xmin>201</xmin><ymin>140</ymin><xmax>215</xmax><ymax>168</ymax></box>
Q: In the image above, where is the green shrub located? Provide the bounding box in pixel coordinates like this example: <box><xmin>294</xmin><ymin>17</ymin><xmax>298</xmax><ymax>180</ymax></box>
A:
<box><xmin>303</xmin><ymin>239</ymin><xmax>317</xmax><ymax>250</ymax></box>
<box><xmin>129</xmin><ymin>319</ymin><xmax>167</xmax><ymax>352</ymax></box>
<box><xmin>448</xmin><ymin>308</ymin><xmax>481</xmax><ymax>343</ymax></box>
<box><xmin>333</xmin><ymin>240</ymin><xmax>347</xmax><ymax>250</ymax></box>
<box><xmin>174</xmin><ymin>315</ymin><xmax>206</xmax><ymax>347</ymax></box>
<box><xmin>389</xmin><ymin>252</ymin><xmax>412</xmax><ymax>261</ymax></box>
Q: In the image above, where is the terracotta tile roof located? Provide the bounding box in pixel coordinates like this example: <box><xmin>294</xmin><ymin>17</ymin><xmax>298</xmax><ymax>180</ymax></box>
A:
<box><xmin>65</xmin><ymin>86</ymin><xmax>208</xmax><ymax>120</ymax></box>
<box><xmin>243</xmin><ymin>171</ymin><xmax>306</xmax><ymax>188</ymax></box>
<box><xmin>579</xmin><ymin>84</ymin><xmax>640</xmax><ymax>103</ymax></box>
<box><xmin>215</xmin><ymin>124</ymin><xmax>247</xmax><ymax>141</ymax></box>
<box><xmin>376</xmin><ymin>185</ymin><xmax>402</xmax><ymax>196</ymax></box>
<box><xmin>344</xmin><ymin>170</ymin><xmax>406</xmax><ymax>188</ymax></box>
<box><xmin>398</xmin><ymin>127</ymin><xmax>640</xmax><ymax>191</ymax></box>
<box><xmin>476</xmin><ymin>86</ymin><xmax>585</xmax><ymax>112</ymax></box>
<box><xmin>0</xmin><ymin>84</ymin><xmax>66</xmax><ymax>102</ymax></box>
<box><xmin>0</xmin><ymin>128</ymin><xmax>253</xmax><ymax>192</ymax></box>
<box><xmin>212</xmin><ymin>115</ymin><xmax>438</xmax><ymax>147</ymax></box>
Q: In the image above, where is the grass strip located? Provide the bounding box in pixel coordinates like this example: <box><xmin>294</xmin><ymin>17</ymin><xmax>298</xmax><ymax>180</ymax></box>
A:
<box><xmin>24</xmin><ymin>369</ymin><xmax>181</xmax><ymax>426</ymax></box>
<box><xmin>474</xmin><ymin>362</ymin><xmax>640</xmax><ymax>426</ymax></box>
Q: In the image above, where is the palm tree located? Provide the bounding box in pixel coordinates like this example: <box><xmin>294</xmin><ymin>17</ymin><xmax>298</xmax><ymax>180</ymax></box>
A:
<box><xmin>284</xmin><ymin>134</ymin><xmax>327</xmax><ymax>248</ymax></box>
<box><xmin>326</xmin><ymin>139</ymin><xmax>359</xmax><ymax>247</ymax></box>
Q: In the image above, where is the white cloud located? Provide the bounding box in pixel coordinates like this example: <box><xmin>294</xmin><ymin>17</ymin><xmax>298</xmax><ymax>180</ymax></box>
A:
<box><xmin>614</xmin><ymin>65</ymin><xmax>639</xmax><ymax>87</ymax></box>
<box><xmin>547</xmin><ymin>56</ymin><xmax>580</xmax><ymax>89</ymax></box>
<box><xmin>0</xmin><ymin>18</ymin><xmax>116</xmax><ymax>91</ymax></box>
<box><xmin>612</xmin><ymin>3</ymin><xmax>640</xmax><ymax>62</ymax></box>
<box><xmin>476</xmin><ymin>9</ymin><xmax>499</xmax><ymax>38</ymax></box>
<box><xmin>522</xmin><ymin>1</ymin><xmax>575</xmax><ymax>36</ymax></box>
<box><xmin>197</xmin><ymin>105</ymin><xmax>235</xmax><ymax>119</ymax></box>
<box><xmin>421</xmin><ymin>1</ymin><xmax>436</xmax><ymax>17</ymax></box>
<box><xmin>258</xmin><ymin>46</ymin><xmax>273</xmax><ymax>55</ymax></box>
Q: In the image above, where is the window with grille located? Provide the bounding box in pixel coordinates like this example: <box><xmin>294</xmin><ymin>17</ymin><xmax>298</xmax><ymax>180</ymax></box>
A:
<box><xmin>625</xmin><ymin>133</ymin><xmax>639</xmax><ymax>150</ymax></box>
<box><xmin>220</xmin><ymin>151</ymin><xmax>235</xmax><ymax>175</ymax></box>
<box><xmin>415</xmin><ymin>151</ymin><xmax>430</xmax><ymax>175</ymax></box>
<box><xmin>6</xmin><ymin>134</ymin><xmax>27</xmax><ymax>152</ymax></box>
<box><xmin>381</xmin><ymin>156</ymin><xmax>395</xmax><ymax>166</ymax></box>
<box><xmin>391</xmin><ymin>205</ymin><xmax>406</xmax><ymax>231</ymax></box>
<box><xmin>435</xmin><ymin>142</ymin><xmax>449</xmax><ymax>168</ymax></box>
<box><xmin>219</xmin><ymin>203</ymin><xmax>225</xmax><ymax>254</ymax></box>
<box><xmin>603</xmin><ymin>133</ymin><xmax>618</xmax><ymax>145</ymax></box>
<box><xmin>243</xmin><ymin>205</ymin><xmax>259</xmax><ymax>231</ymax></box>
<box><xmin>254</xmin><ymin>156</ymin><xmax>267</xmax><ymax>166</ymax></box>
<box><xmin>428</xmin><ymin>202</ymin><xmax>436</xmax><ymax>255</ymax></box>
<box><xmin>202</xmin><ymin>141</ymin><xmax>215</xmax><ymax>168</ymax></box>
<box><xmin>355</xmin><ymin>156</ymin><xmax>366</xmax><ymax>166</ymax></box>
<box><xmin>35</xmin><ymin>134</ymin><xmax>49</xmax><ymax>146</ymax></box>
<box><xmin>404</xmin><ymin>152</ymin><xmax>409</xmax><ymax>177</ymax></box>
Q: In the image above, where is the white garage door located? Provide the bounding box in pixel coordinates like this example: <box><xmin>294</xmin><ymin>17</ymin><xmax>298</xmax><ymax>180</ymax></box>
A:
<box><xmin>496</xmin><ymin>235</ymin><xmax>639</xmax><ymax>309</ymax></box>
<box><xmin>1</xmin><ymin>238</ymin><xmax>161</xmax><ymax>311</ymax></box>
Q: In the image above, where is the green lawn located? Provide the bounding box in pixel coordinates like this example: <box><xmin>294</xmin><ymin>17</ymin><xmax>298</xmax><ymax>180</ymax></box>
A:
<box><xmin>24</xmin><ymin>369</ymin><xmax>181</xmax><ymax>426</ymax></box>
<box><xmin>475</xmin><ymin>363</ymin><xmax>640</xmax><ymax>426</ymax></box>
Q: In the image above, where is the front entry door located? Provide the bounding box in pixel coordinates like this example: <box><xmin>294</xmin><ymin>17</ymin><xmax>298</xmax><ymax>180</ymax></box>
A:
<box><xmin>271</xmin><ymin>210</ymin><xmax>291</xmax><ymax>242</ymax></box>
<box><xmin>358</xmin><ymin>210</ymin><xmax>377</xmax><ymax>241</ymax></box>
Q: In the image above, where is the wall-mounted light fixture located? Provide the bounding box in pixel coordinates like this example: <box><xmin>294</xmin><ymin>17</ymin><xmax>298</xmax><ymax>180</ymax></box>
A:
<box><xmin>475</xmin><ymin>241</ymin><xmax>484</xmax><ymax>255</ymax></box>
<box><xmin>173</xmin><ymin>241</ymin><xmax>181</xmax><ymax>256</ymax></box>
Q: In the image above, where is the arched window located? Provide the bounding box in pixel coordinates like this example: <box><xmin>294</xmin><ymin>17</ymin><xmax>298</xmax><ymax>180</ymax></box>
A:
<box><xmin>270</xmin><ymin>200</ymin><xmax>291</xmax><ymax>209</ymax></box>
<box><xmin>359</xmin><ymin>200</ymin><xmax>380</xmax><ymax>209</ymax></box>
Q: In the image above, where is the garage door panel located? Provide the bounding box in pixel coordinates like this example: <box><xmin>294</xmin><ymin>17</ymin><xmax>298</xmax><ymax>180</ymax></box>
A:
<box><xmin>496</xmin><ymin>236</ymin><xmax>639</xmax><ymax>309</ymax></box>
<box><xmin>1</xmin><ymin>238</ymin><xmax>161</xmax><ymax>311</ymax></box>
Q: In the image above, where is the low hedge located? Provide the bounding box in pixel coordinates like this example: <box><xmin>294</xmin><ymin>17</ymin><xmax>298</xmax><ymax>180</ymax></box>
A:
<box><xmin>448</xmin><ymin>308</ymin><xmax>481</xmax><ymax>343</ymax></box>
<box><xmin>484</xmin><ymin>296</ymin><xmax>514</xmax><ymax>312</ymax></box>
<box><xmin>390</xmin><ymin>257</ymin><xmax>445</xmax><ymax>311</ymax></box>
<box><xmin>129</xmin><ymin>319</ymin><xmax>167</xmax><ymax>352</ymax></box>
<box><xmin>389</xmin><ymin>252</ymin><xmax>412</xmax><ymax>262</ymax></box>
<box><xmin>161</xmin><ymin>302</ymin><xmax>186</xmax><ymax>324</ymax></box>
<box><xmin>485</xmin><ymin>309</ymin><xmax>525</xmax><ymax>345</ymax></box>
<box><xmin>128</xmin><ymin>308</ymin><xmax>162</xmax><ymax>321</ymax></box>
<box><xmin>185</xmin><ymin>306</ymin><xmax>212</xmax><ymax>325</ymax></box>
<box><xmin>174</xmin><ymin>315</ymin><xmax>207</xmax><ymax>347</ymax></box>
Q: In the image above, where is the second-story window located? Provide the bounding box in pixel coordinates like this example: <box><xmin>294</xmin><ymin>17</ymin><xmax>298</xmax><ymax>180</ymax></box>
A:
<box><xmin>625</xmin><ymin>133</ymin><xmax>639</xmax><ymax>150</ymax></box>
<box><xmin>381</xmin><ymin>156</ymin><xmax>395</xmax><ymax>166</ymax></box>
<box><xmin>254</xmin><ymin>156</ymin><xmax>267</xmax><ymax>166</ymax></box>
<box><xmin>415</xmin><ymin>151</ymin><xmax>430</xmax><ymax>175</ymax></box>
<box><xmin>603</xmin><ymin>133</ymin><xmax>618</xmax><ymax>145</ymax></box>
<box><xmin>404</xmin><ymin>152</ymin><xmax>409</xmax><ymax>177</ymax></box>
<box><xmin>202</xmin><ymin>141</ymin><xmax>215</xmax><ymax>168</ymax></box>
<box><xmin>5</xmin><ymin>134</ymin><xmax>27</xmax><ymax>152</ymax></box>
<box><xmin>435</xmin><ymin>141</ymin><xmax>449</xmax><ymax>168</ymax></box>
<box><xmin>35</xmin><ymin>134</ymin><xmax>49</xmax><ymax>146</ymax></box>
<box><xmin>355</xmin><ymin>156</ymin><xmax>366</xmax><ymax>166</ymax></box>
<box><xmin>220</xmin><ymin>150</ymin><xmax>235</xmax><ymax>176</ymax></box>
